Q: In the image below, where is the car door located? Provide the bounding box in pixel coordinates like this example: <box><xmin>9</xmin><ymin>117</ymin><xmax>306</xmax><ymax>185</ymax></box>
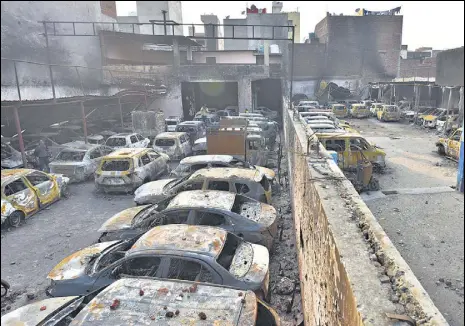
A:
<box><xmin>147</xmin><ymin>150</ymin><xmax>165</xmax><ymax>177</ymax></box>
<box><xmin>170</xmin><ymin>179</ymin><xmax>206</xmax><ymax>196</ymax></box>
<box><xmin>447</xmin><ymin>130</ymin><xmax>462</xmax><ymax>159</ymax></box>
<box><xmin>161</xmin><ymin>256</ymin><xmax>221</xmax><ymax>285</ymax></box>
<box><xmin>88</xmin><ymin>147</ymin><xmax>104</xmax><ymax>174</ymax></box>
<box><xmin>136</xmin><ymin>153</ymin><xmax>155</xmax><ymax>181</ymax></box>
<box><xmin>24</xmin><ymin>171</ymin><xmax>60</xmax><ymax>206</ymax></box>
<box><xmin>136</xmin><ymin>134</ymin><xmax>149</xmax><ymax>148</ymax></box>
<box><xmin>93</xmin><ymin>256</ymin><xmax>163</xmax><ymax>291</ymax></box>
<box><xmin>206</xmin><ymin>180</ymin><xmax>232</xmax><ymax>192</ymax></box>
<box><xmin>3</xmin><ymin>177</ymin><xmax>40</xmax><ymax>216</ymax></box>
<box><xmin>129</xmin><ymin>135</ymin><xmax>139</xmax><ymax>148</ymax></box>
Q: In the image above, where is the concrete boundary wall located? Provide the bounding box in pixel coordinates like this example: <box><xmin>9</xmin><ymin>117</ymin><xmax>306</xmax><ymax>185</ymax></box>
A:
<box><xmin>283</xmin><ymin>106</ymin><xmax>448</xmax><ymax>325</ymax></box>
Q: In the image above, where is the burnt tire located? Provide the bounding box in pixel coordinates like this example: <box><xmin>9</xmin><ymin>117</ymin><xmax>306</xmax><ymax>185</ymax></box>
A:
<box><xmin>60</xmin><ymin>185</ymin><xmax>70</xmax><ymax>199</ymax></box>
<box><xmin>437</xmin><ymin>145</ymin><xmax>446</xmax><ymax>155</ymax></box>
<box><xmin>368</xmin><ymin>178</ymin><xmax>380</xmax><ymax>191</ymax></box>
<box><xmin>8</xmin><ymin>211</ymin><xmax>23</xmax><ymax>228</ymax></box>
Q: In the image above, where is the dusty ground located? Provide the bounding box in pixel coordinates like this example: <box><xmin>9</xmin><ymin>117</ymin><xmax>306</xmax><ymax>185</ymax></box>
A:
<box><xmin>1</xmin><ymin>156</ymin><xmax>302</xmax><ymax>324</ymax></box>
<box><xmin>348</xmin><ymin>117</ymin><xmax>464</xmax><ymax>326</ymax></box>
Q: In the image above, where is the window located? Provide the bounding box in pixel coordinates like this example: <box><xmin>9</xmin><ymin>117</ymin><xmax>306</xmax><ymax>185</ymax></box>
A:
<box><xmin>148</xmin><ymin>151</ymin><xmax>160</xmax><ymax>160</ymax></box>
<box><xmin>350</xmin><ymin>138</ymin><xmax>370</xmax><ymax>151</ymax></box>
<box><xmin>136</xmin><ymin>134</ymin><xmax>144</xmax><ymax>141</ymax></box>
<box><xmin>140</xmin><ymin>154</ymin><xmax>151</xmax><ymax>166</ymax></box>
<box><xmin>206</xmin><ymin>57</ymin><xmax>216</xmax><ymax>64</ymax></box>
<box><xmin>216</xmin><ymin>233</ymin><xmax>240</xmax><ymax>270</ymax></box>
<box><xmin>4</xmin><ymin>179</ymin><xmax>29</xmax><ymax>196</ymax></box>
<box><xmin>56</xmin><ymin>150</ymin><xmax>86</xmax><ymax>162</ymax></box>
<box><xmin>235</xmin><ymin>183</ymin><xmax>250</xmax><ymax>194</ymax></box>
<box><xmin>101</xmin><ymin>159</ymin><xmax>130</xmax><ymax>171</ymax></box>
<box><xmin>89</xmin><ymin>149</ymin><xmax>102</xmax><ymax>160</ymax></box>
<box><xmin>106</xmin><ymin>137</ymin><xmax>126</xmax><ymax>147</ymax></box>
<box><xmin>178</xmin><ymin>181</ymin><xmax>204</xmax><ymax>192</ymax></box>
<box><xmin>166</xmin><ymin>259</ymin><xmax>214</xmax><ymax>283</ymax></box>
<box><xmin>155</xmin><ymin>139</ymin><xmax>175</xmax><ymax>147</ymax></box>
<box><xmin>248</xmin><ymin>141</ymin><xmax>259</xmax><ymax>150</ymax></box>
<box><xmin>260</xmin><ymin>176</ymin><xmax>270</xmax><ymax>191</ymax></box>
<box><xmin>325</xmin><ymin>139</ymin><xmax>346</xmax><ymax>152</ymax></box>
<box><xmin>195</xmin><ymin>211</ymin><xmax>226</xmax><ymax>226</ymax></box>
<box><xmin>163</xmin><ymin>211</ymin><xmax>190</xmax><ymax>224</ymax></box>
<box><xmin>25</xmin><ymin>172</ymin><xmax>50</xmax><ymax>186</ymax></box>
<box><xmin>191</xmin><ymin>163</ymin><xmax>209</xmax><ymax>171</ymax></box>
<box><xmin>452</xmin><ymin>132</ymin><xmax>461</xmax><ymax>141</ymax></box>
<box><xmin>101</xmin><ymin>147</ymin><xmax>114</xmax><ymax>156</ymax></box>
<box><xmin>256</xmin><ymin>56</ymin><xmax>264</xmax><ymax>65</ymax></box>
<box><xmin>120</xmin><ymin>257</ymin><xmax>161</xmax><ymax>277</ymax></box>
<box><xmin>130</xmin><ymin>135</ymin><xmax>138</xmax><ymax>144</ymax></box>
<box><xmin>208</xmin><ymin>181</ymin><xmax>230</xmax><ymax>191</ymax></box>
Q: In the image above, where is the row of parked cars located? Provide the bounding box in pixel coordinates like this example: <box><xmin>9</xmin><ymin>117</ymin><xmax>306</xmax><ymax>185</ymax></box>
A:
<box><xmin>2</xmin><ymin>110</ymin><xmax>284</xmax><ymax>324</ymax></box>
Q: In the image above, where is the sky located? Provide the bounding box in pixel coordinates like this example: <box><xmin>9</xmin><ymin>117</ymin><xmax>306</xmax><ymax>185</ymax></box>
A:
<box><xmin>115</xmin><ymin>1</ymin><xmax>464</xmax><ymax>50</ymax></box>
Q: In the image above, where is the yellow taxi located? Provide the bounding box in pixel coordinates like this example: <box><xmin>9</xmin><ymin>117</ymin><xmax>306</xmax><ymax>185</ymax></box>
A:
<box><xmin>377</xmin><ymin>105</ymin><xmax>401</xmax><ymax>122</ymax></box>
<box><xmin>317</xmin><ymin>133</ymin><xmax>386</xmax><ymax>171</ymax></box>
<box><xmin>332</xmin><ymin>104</ymin><xmax>349</xmax><ymax>118</ymax></box>
<box><xmin>1</xmin><ymin>169</ymin><xmax>70</xmax><ymax>227</ymax></box>
<box><xmin>437</xmin><ymin>128</ymin><xmax>462</xmax><ymax>161</ymax></box>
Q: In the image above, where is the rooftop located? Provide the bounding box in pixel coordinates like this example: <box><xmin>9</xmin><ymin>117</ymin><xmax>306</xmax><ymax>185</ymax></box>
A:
<box><xmin>191</xmin><ymin>167</ymin><xmax>263</xmax><ymax>182</ymax></box>
<box><xmin>167</xmin><ymin>190</ymin><xmax>236</xmax><ymax>211</ymax></box>
<box><xmin>155</xmin><ymin>132</ymin><xmax>187</xmax><ymax>139</ymax></box>
<box><xmin>180</xmin><ymin>155</ymin><xmax>234</xmax><ymax>165</ymax></box>
<box><xmin>128</xmin><ymin>225</ymin><xmax>227</xmax><ymax>257</ymax></box>
<box><xmin>70</xmin><ymin>278</ymin><xmax>256</xmax><ymax>325</ymax></box>
<box><xmin>105</xmin><ymin>148</ymin><xmax>149</xmax><ymax>158</ymax></box>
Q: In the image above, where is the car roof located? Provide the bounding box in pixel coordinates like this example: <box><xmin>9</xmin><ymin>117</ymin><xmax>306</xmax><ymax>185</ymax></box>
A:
<box><xmin>179</xmin><ymin>121</ymin><xmax>202</xmax><ymax>125</ymax></box>
<box><xmin>190</xmin><ymin>167</ymin><xmax>263</xmax><ymax>182</ymax></box>
<box><xmin>317</xmin><ymin>132</ymin><xmax>361</xmax><ymax>139</ymax></box>
<box><xmin>60</xmin><ymin>142</ymin><xmax>96</xmax><ymax>151</ymax></box>
<box><xmin>167</xmin><ymin>190</ymin><xmax>236</xmax><ymax>211</ymax></box>
<box><xmin>104</xmin><ymin>148</ymin><xmax>149</xmax><ymax>158</ymax></box>
<box><xmin>128</xmin><ymin>224</ymin><xmax>227</xmax><ymax>258</ymax></box>
<box><xmin>155</xmin><ymin>132</ymin><xmax>186</xmax><ymax>139</ymax></box>
<box><xmin>1</xmin><ymin>169</ymin><xmax>35</xmax><ymax>185</ymax></box>
<box><xmin>71</xmin><ymin>278</ymin><xmax>257</xmax><ymax>325</ymax></box>
<box><xmin>180</xmin><ymin>154</ymin><xmax>234</xmax><ymax>165</ymax></box>
<box><xmin>109</xmin><ymin>133</ymin><xmax>131</xmax><ymax>137</ymax></box>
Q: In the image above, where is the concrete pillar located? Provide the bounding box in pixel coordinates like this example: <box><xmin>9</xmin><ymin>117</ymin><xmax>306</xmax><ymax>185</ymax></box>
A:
<box><xmin>187</xmin><ymin>46</ymin><xmax>193</xmax><ymax>63</ymax></box>
<box><xmin>238</xmin><ymin>79</ymin><xmax>252</xmax><ymax>113</ymax></box>
<box><xmin>264</xmin><ymin>40</ymin><xmax>270</xmax><ymax>67</ymax></box>
<box><xmin>173</xmin><ymin>39</ymin><xmax>180</xmax><ymax>67</ymax></box>
<box><xmin>458</xmin><ymin>87</ymin><xmax>464</xmax><ymax>192</ymax></box>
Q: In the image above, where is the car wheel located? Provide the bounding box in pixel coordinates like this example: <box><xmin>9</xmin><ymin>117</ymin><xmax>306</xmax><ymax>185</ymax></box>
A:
<box><xmin>8</xmin><ymin>211</ymin><xmax>23</xmax><ymax>228</ymax></box>
<box><xmin>437</xmin><ymin>145</ymin><xmax>446</xmax><ymax>155</ymax></box>
<box><xmin>60</xmin><ymin>184</ymin><xmax>70</xmax><ymax>198</ymax></box>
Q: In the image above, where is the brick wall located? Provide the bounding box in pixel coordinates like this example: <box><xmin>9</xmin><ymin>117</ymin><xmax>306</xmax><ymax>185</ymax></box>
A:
<box><xmin>294</xmin><ymin>14</ymin><xmax>403</xmax><ymax>82</ymax></box>
<box><xmin>436</xmin><ymin>47</ymin><xmax>464</xmax><ymax>86</ymax></box>
<box><xmin>398</xmin><ymin>57</ymin><xmax>436</xmax><ymax>79</ymax></box>
<box><xmin>284</xmin><ymin>105</ymin><xmax>448</xmax><ymax>325</ymax></box>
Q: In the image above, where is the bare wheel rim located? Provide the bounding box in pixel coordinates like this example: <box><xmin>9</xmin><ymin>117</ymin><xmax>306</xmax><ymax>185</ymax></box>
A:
<box><xmin>8</xmin><ymin>212</ymin><xmax>22</xmax><ymax>227</ymax></box>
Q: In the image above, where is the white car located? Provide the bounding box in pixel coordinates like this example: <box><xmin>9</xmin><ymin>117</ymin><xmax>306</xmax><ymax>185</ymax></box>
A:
<box><xmin>105</xmin><ymin>133</ymin><xmax>149</xmax><ymax>149</ymax></box>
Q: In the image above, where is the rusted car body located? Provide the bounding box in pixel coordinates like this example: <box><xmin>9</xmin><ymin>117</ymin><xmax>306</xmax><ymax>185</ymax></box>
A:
<box><xmin>152</xmin><ymin>132</ymin><xmax>192</xmax><ymax>160</ymax></box>
<box><xmin>350</xmin><ymin>104</ymin><xmax>370</xmax><ymax>118</ymax></box>
<box><xmin>49</xmin><ymin>143</ymin><xmax>114</xmax><ymax>183</ymax></box>
<box><xmin>1</xmin><ymin>140</ymin><xmax>23</xmax><ymax>169</ymax></box>
<box><xmin>134</xmin><ymin>167</ymin><xmax>272</xmax><ymax>205</ymax></box>
<box><xmin>192</xmin><ymin>137</ymin><xmax>207</xmax><ymax>155</ymax></box>
<box><xmin>437</xmin><ymin>127</ymin><xmax>462</xmax><ymax>161</ymax></box>
<box><xmin>1</xmin><ymin>169</ymin><xmax>69</xmax><ymax>227</ymax></box>
<box><xmin>175</xmin><ymin>121</ymin><xmax>206</xmax><ymax>143</ymax></box>
<box><xmin>70</xmin><ymin>278</ymin><xmax>280</xmax><ymax>325</ymax></box>
<box><xmin>0</xmin><ymin>296</ymin><xmax>86</xmax><ymax>326</ymax></box>
<box><xmin>47</xmin><ymin>225</ymin><xmax>270</xmax><ymax>300</ymax></box>
<box><xmin>170</xmin><ymin>154</ymin><xmax>275</xmax><ymax>181</ymax></box>
<box><xmin>94</xmin><ymin>148</ymin><xmax>169</xmax><ymax>193</ymax></box>
<box><xmin>104</xmin><ymin>133</ymin><xmax>149</xmax><ymax>149</ymax></box>
<box><xmin>98</xmin><ymin>190</ymin><xmax>278</xmax><ymax>249</ymax></box>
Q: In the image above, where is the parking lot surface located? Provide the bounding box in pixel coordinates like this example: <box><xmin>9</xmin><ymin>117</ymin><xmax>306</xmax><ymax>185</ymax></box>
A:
<box><xmin>350</xmin><ymin>118</ymin><xmax>464</xmax><ymax>326</ymax></box>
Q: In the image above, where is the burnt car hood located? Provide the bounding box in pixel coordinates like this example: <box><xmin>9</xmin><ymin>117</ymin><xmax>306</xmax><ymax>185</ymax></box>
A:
<box><xmin>1</xmin><ymin>296</ymin><xmax>82</xmax><ymax>326</ymax></box>
<box><xmin>47</xmin><ymin>241</ymin><xmax>119</xmax><ymax>281</ymax></box>
<box><xmin>134</xmin><ymin>179</ymin><xmax>174</xmax><ymax>203</ymax></box>
<box><xmin>230</xmin><ymin>243</ymin><xmax>269</xmax><ymax>284</ymax></box>
<box><xmin>98</xmin><ymin>205</ymin><xmax>151</xmax><ymax>232</ymax></box>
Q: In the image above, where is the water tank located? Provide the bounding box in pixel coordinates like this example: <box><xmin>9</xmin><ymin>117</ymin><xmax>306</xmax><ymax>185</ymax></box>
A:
<box><xmin>270</xmin><ymin>44</ymin><xmax>280</xmax><ymax>54</ymax></box>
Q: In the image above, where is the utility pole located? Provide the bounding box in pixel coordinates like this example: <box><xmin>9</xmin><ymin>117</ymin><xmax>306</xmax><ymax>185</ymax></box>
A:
<box><xmin>161</xmin><ymin>10</ymin><xmax>168</xmax><ymax>35</ymax></box>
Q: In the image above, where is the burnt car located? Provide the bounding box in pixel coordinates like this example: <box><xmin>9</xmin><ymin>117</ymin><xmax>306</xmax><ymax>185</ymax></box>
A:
<box><xmin>170</xmin><ymin>154</ymin><xmax>275</xmax><ymax>181</ymax></box>
<box><xmin>134</xmin><ymin>167</ymin><xmax>272</xmax><ymax>205</ymax></box>
<box><xmin>1</xmin><ymin>141</ymin><xmax>23</xmax><ymax>169</ymax></box>
<box><xmin>0</xmin><ymin>291</ymin><xmax>104</xmax><ymax>326</ymax></box>
<box><xmin>1</xmin><ymin>169</ymin><xmax>69</xmax><ymax>228</ymax></box>
<box><xmin>49</xmin><ymin>143</ymin><xmax>114</xmax><ymax>183</ymax></box>
<box><xmin>47</xmin><ymin>225</ymin><xmax>270</xmax><ymax>301</ymax></box>
<box><xmin>98</xmin><ymin>190</ymin><xmax>278</xmax><ymax>249</ymax></box>
<box><xmin>70</xmin><ymin>278</ymin><xmax>280</xmax><ymax>325</ymax></box>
